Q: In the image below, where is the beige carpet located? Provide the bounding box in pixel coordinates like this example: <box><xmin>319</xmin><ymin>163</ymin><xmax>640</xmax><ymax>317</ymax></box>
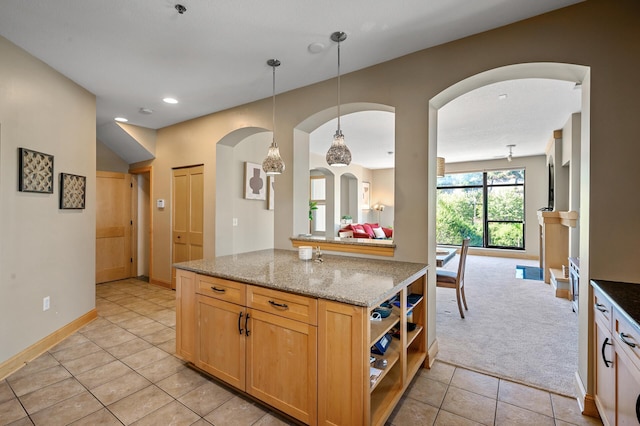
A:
<box><xmin>435</xmin><ymin>254</ymin><xmax>578</xmax><ymax>397</ymax></box>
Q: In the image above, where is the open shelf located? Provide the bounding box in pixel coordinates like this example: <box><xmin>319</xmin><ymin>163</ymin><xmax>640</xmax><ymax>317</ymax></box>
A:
<box><xmin>370</xmin><ymin>310</ymin><xmax>400</xmax><ymax>345</ymax></box>
<box><xmin>406</xmin><ymin>324</ymin><xmax>423</xmax><ymax>348</ymax></box>
<box><xmin>370</xmin><ymin>339</ymin><xmax>401</xmax><ymax>392</ymax></box>
<box><xmin>370</xmin><ymin>363</ymin><xmax>403</xmax><ymax>426</ymax></box>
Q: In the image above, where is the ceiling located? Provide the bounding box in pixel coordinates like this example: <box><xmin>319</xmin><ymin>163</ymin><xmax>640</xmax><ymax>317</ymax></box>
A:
<box><xmin>0</xmin><ymin>0</ymin><xmax>583</xmax><ymax>166</ymax></box>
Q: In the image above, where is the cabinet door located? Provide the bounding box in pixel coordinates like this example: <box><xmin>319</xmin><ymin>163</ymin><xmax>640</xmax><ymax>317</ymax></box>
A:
<box><xmin>594</xmin><ymin>319</ymin><xmax>615</xmax><ymax>426</ymax></box>
<box><xmin>196</xmin><ymin>295</ymin><xmax>246</xmax><ymax>390</ymax></box>
<box><xmin>615</xmin><ymin>348</ymin><xmax>640</xmax><ymax>425</ymax></box>
<box><xmin>176</xmin><ymin>269</ymin><xmax>197</xmax><ymax>362</ymax></box>
<box><xmin>246</xmin><ymin>308</ymin><xmax>317</xmax><ymax>425</ymax></box>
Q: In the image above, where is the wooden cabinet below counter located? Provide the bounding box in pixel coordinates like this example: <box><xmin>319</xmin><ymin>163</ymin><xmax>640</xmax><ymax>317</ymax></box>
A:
<box><xmin>175</xmin><ymin>266</ymin><xmax>427</xmax><ymax>426</ymax></box>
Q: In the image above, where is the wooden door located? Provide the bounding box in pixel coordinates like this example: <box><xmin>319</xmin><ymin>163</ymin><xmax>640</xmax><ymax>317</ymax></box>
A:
<box><xmin>246</xmin><ymin>308</ymin><xmax>317</xmax><ymax>424</ymax></box>
<box><xmin>196</xmin><ymin>295</ymin><xmax>246</xmax><ymax>390</ymax></box>
<box><xmin>172</xmin><ymin>165</ymin><xmax>204</xmax><ymax>288</ymax></box>
<box><xmin>96</xmin><ymin>171</ymin><xmax>132</xmax><ymax>283</ymax></box>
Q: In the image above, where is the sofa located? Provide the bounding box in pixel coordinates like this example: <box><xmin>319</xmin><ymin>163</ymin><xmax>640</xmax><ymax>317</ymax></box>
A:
<box><xmin>338</xmin><ymin>223</ymin><xmax>393</xmax><ymax>239</ymax></box>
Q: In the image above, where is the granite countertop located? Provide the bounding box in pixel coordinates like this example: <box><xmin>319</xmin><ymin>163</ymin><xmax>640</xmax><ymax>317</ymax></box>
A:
<box><xmin>290</xmin><ymin>235</ymin><xmax>395</xmax><ymax>248</ymax></box>
<box><xmin>591</xmin><ymin>279</ymin><xmax>640</xmax><ymax>331</ymax></box>
<box><xmin>174</xmin><ymin>249</ymin><xmax>427</xmax><ymax>307</ymax></box>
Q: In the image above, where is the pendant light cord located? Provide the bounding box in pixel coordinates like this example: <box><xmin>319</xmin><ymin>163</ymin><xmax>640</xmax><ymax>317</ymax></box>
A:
<box><xmin>337</xmin><ymin>40</ymin><xmax>341</xmax><ymax>134</ymax></box>
<box><xmin>272</xmin><ymin>63</ymin><xmax>277</xmax><ymax>147</ymax></box>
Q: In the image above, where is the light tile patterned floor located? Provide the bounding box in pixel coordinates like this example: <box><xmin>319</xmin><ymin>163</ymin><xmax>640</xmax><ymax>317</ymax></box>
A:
<box><xmin>0</xmin><ymin>279</ymin><xmax>602</xmax><ymax>425</ymax></box>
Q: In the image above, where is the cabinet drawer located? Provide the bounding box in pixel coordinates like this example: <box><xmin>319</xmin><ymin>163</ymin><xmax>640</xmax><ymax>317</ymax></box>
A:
<box><xmin>197</xmin><ymin>275</ymin><xmax>246</xmax><ymax>305</ymax></box>
<box><xmin>614</xmin><ymin>309</ymin><xmax>640</xmax><ymax>373</ymax></box>
<box><xmin>594</xmin><ymin>288</ymin><xmax>612</xmax><ymax>331</ymax></box>
<box><xmin>247</xmin><ymin>285</ymin><xmax>317</xmax><ymax>325</ymax></box>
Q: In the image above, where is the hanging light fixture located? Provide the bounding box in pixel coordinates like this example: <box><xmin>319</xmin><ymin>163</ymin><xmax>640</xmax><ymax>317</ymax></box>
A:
<box><xmin>262</xmin><ymin>59</ymin><xmax>285</xmax><ymax>175</ymax></box>
<box><xmin>436</xmin><ymin>157</ymin><xmax>446</xmax><ymax>177</ymax></box>
<box><xmin>326</xmin><ymin>31</ymin><xmax>352</xmax><ymax>167</ymax></box>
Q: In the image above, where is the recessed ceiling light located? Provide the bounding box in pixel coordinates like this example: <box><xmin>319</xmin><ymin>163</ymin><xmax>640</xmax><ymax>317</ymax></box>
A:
<box><xmin>163</xmin><ymin>97</ymin><xmax>178</xmax><ymax>104</ymax></box>
<box><xmin>498</xmin><ymin>94</ymin><xmax>508</xmax><ymax>100</ymax></box>
<box><xmin>308</xmin><ymin>42</ymin><xmax>325</xmax><ymax>54</ymax></box>
<box><xmin>114</xmin><ymin>117</ymin><xmax>128</xmax><ymax>122</ymax></box>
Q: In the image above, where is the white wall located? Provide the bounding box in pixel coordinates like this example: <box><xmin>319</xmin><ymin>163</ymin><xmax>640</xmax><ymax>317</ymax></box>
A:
<box><xmin>442</xmin><ymin>155</ymin><xmax>546</xmax><ymax>258</ymax></box>
<box><xmin>371</xmin><ymin>168</ymin><xmax>395</xmax><ymax>228</ymax></box>
<box><xmin>216</xmin><ymin>132</ymin><xmax>274</xmax><ymax>255</ymax></box>
<box><xmin>0</xmin><ymin>36</ymin><xmax>96</xmax><ymax>364</ymax></box>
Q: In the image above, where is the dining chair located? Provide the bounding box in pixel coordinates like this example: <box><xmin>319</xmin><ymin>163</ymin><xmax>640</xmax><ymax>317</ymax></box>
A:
<box><xmin>436</xmin><ymin>238</ymin><xmax>470</xmax><ymax>318</ymax></box>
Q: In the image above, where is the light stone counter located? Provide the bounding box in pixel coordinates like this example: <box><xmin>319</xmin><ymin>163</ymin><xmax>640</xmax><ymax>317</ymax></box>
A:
<box><xmin>174</xmin><ymin>249</ymin><xmax>427</xmax><ymax>307</ymax></box>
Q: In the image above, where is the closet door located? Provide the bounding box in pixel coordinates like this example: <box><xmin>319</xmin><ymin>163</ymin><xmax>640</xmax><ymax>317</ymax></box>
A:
<box><xmin>172</xmin><ymin>165</ymin><xmax>204</xmax><ymax>288</ymax></box>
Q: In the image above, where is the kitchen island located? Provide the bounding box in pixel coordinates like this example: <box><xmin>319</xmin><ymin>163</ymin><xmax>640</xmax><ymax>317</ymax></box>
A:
<box><xmin>174</xmin><ymin>249</ymin><xmax>428</xmax><ymax>425</ymax></box>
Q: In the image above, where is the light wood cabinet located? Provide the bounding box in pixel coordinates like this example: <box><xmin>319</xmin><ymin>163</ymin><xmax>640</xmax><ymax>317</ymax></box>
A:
<box><xmin>183</xmin><ymin>272</ymin><xmax>318</xmax><ymax>424</ymax></box>
<box><xmin>176</xmin><ymin>268</ymin><xmax>427</xmax><ymax>426</ymax></box>
<box><xmin>176</xmin><ymin>269</ymin><xmax>197</xmax><ymax>362</ymax></box>
<box><xmin>318</xmin><ymin>273</ymin><xmax>427</xmax><ymax>426</ymax></box>
<box><xmin>592</xmin><ymin>281</ymin><xmax>640</xmax><ymax>425</ymax></box>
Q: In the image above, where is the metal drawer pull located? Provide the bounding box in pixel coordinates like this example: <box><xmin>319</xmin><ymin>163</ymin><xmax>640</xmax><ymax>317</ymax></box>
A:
<box><xmin>268</xmin><ymin>300</ymin><xmax>289</xmax><ymax>310</ymax></box>
<box><xmin>636</xmin><ymin>394</ymin><xmax>640</xmax><ymax>423</ymax></box>
<box><xmin>211</xmin><ymin>286</ymin><xmax>226</xmax><ymax>293</ymax></box>
<box><xmin>238</xmin><ymin>312</ymin><xmax>244</xmax><ymax>335</ymax></box>
<box><xmin>620</xmin><ymin>332</ymin><xmax>637</xmax><ymax>348</ymax></box>
<box><xmin>602</xmin><ymin>337</ymin><xmax>612</xmax><ymax>368</ymax></box>
<box><xmin>245</xmin><ymin>313</ymin><xmax>251</xmax><ymax>336</ymax></box>
<box><xmin>595</xmin><ymin>303</ymin><xmax>608</xmax><ymax>313</ymax></box>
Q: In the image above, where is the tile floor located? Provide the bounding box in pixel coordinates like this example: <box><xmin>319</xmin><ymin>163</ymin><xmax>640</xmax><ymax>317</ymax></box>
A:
<box><xmin>0</xmin><ymin>278</ymin><xmax>603</xmax><ymax>425</ymax></box>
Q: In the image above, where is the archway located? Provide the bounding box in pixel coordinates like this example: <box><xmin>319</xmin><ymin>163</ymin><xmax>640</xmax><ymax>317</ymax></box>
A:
<box><xmin>429</xmin><ymin>62</ymin><xmax>591</xmax><ymax>398</ymax></box>
<box><xmin>216</xmin><ymin>127</ymin><xmax>274</xmax><ymax>256</ymax></box>
<box><xmin>294</xmin><ymin>103</ymin><xmax>395</xmax><ymax>238</ymax></box>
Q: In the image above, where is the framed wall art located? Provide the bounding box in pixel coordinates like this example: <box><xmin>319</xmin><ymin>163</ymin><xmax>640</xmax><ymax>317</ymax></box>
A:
<box><xmin>60</xmin><ymin>173</ymin><xmax>86</xmax><ymax>209</ymax></box>
<box><xmin>18</xmin><ymin>147</ymin><xmax>54</xmax><ymax>193</ymax></box>
<box><xmin>244</xmin><ymin>161</ymin><xmax>266</xmax><ymax>200</ymax></box>
<box><xmin>362</xmin><ymin>181</ymin><xmax>370</xmax><ymax>210</ymax></box>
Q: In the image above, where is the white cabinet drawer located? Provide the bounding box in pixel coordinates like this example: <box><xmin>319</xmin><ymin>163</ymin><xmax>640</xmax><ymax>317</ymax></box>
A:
<box><xmin>614</xmin><ymin>309</ymin><xmax>640</xmax><ymax>373</ymax></box>
<box><xmin>594</xmin><ymin>287</ymin><xmax>613</xmax><ymax>331</ymax></box>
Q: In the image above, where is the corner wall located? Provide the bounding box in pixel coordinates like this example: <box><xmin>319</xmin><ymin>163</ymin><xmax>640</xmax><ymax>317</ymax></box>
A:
<box><xmin>0</xmin><ymin>36</ymin><xmax>96</xmax><ymax>364</ymax></box>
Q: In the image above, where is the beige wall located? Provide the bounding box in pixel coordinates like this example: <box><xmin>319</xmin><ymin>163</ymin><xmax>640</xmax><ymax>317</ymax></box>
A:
<box><xmin>443</xmin><ymin>155</ymin><xmax>546</xmax><ymax>259</ymax></box>
<box><xmin>96</xmin><ymin>139</ymin><xmax>129</xmax><ymax>173</ymax></box>
<box><xmin>0</xmin><ymin>36</ymin><xmax>96</xmax><ymax>364</ymax></box>
<box><xmin>139</xmin><ymin>0</ymin><xmax>640</xmax><ymax>400</ymax></box>
<box><xmin>371</xmin><ymin>168</ymin><xmax>395</xmax><ymax>228</ymax></box>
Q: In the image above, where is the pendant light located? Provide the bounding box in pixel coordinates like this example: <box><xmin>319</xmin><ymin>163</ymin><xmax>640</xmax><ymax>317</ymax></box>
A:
<box><xmin>326</xmin><ymin>31</ymin><xmax>352</xmax><ymax>167</ymax></box>
<box><xmin>262</xmin><ymin>59</ymin><xmax>285</xmax><ymax>175</ymax></box>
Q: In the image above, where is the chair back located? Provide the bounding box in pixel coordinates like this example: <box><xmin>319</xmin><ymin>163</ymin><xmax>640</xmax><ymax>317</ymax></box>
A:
<box><xmin>457</xmin><ymin>238</ymin><xmax>471</xmax><ymax>288</ymax></box>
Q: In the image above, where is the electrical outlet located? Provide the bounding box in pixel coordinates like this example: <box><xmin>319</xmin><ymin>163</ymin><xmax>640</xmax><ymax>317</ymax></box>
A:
<box><xmin>43</xmin><ymin>296</ymin><xmax>50</xmax><ymax>311</ymax></box>
<box><xmin>233</xmin><ymin>218</ymin><xmax>238</xmax><ymax>227</ymax></box>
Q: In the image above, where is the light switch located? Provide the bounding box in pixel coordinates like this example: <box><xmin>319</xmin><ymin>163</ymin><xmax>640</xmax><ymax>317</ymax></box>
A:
<box><xmin>157</xmin><ymin>199</ymin><xmax>165</xmax><ymax>209</ymax></box>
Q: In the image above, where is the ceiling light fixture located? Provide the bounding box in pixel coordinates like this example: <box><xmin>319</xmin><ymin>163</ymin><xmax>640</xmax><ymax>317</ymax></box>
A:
<box><xmin>436</xmin><ymin>157</ymin><xmax>445</xmax><ymax>177</ymax></box>
<box><xmin>262</xmin><ymin>59</ymin><xmax>285</xmax><ymax>175</ymax></box>
<box><xmin>114</xmin><ymin>117</ymin><xmax>128</xmax><ymax>123</ymax></box>
<box><xmin>163</xmin><ymin>97</ymin><xmax>178</xmax><ymax>104</ymax></box>
<box><xmin>326</xmin><ymin>31</ymin><xmax>352</xmax><ymax>167</ymax></box>
<box><xmin>506</xmin><ymin>144</ymin><xmax>515</xmax><ymax>162</ymax></box>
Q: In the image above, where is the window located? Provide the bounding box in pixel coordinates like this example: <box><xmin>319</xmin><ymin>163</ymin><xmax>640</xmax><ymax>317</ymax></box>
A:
<box><xmin>437</xmin><ymin>169</ymin><xmax>525</xmax><ymax>249</ymax></box>
<box><xmin>310</xmin><ymin>176</ymin><xmax>326</xmax><ymax>233</ymax></box>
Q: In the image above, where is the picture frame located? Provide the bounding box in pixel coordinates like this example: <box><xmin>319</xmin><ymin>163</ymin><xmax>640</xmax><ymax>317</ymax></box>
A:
<box><xmin>244</xmin><ymin>161</ymin><xmax>267</xmax><ymax>200</ymax></box>
<box><xmin>60</xmin><ymin>173</ymin><xmax>86</xmax><ymax>209</ymax></box>
<box><xmin>362</xmin><ymin>181</ymin><xmax>370</xmax><ymax>210</ymax></box>
<box><xmin>267</xmin><ymin>176</ymin><xmax>275</xmax><ymax>210</ymax></box>
<box><xmin>18</xmin><ymin>147</ymin><xmax>54</xmax><ymax>193</ymax></box>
